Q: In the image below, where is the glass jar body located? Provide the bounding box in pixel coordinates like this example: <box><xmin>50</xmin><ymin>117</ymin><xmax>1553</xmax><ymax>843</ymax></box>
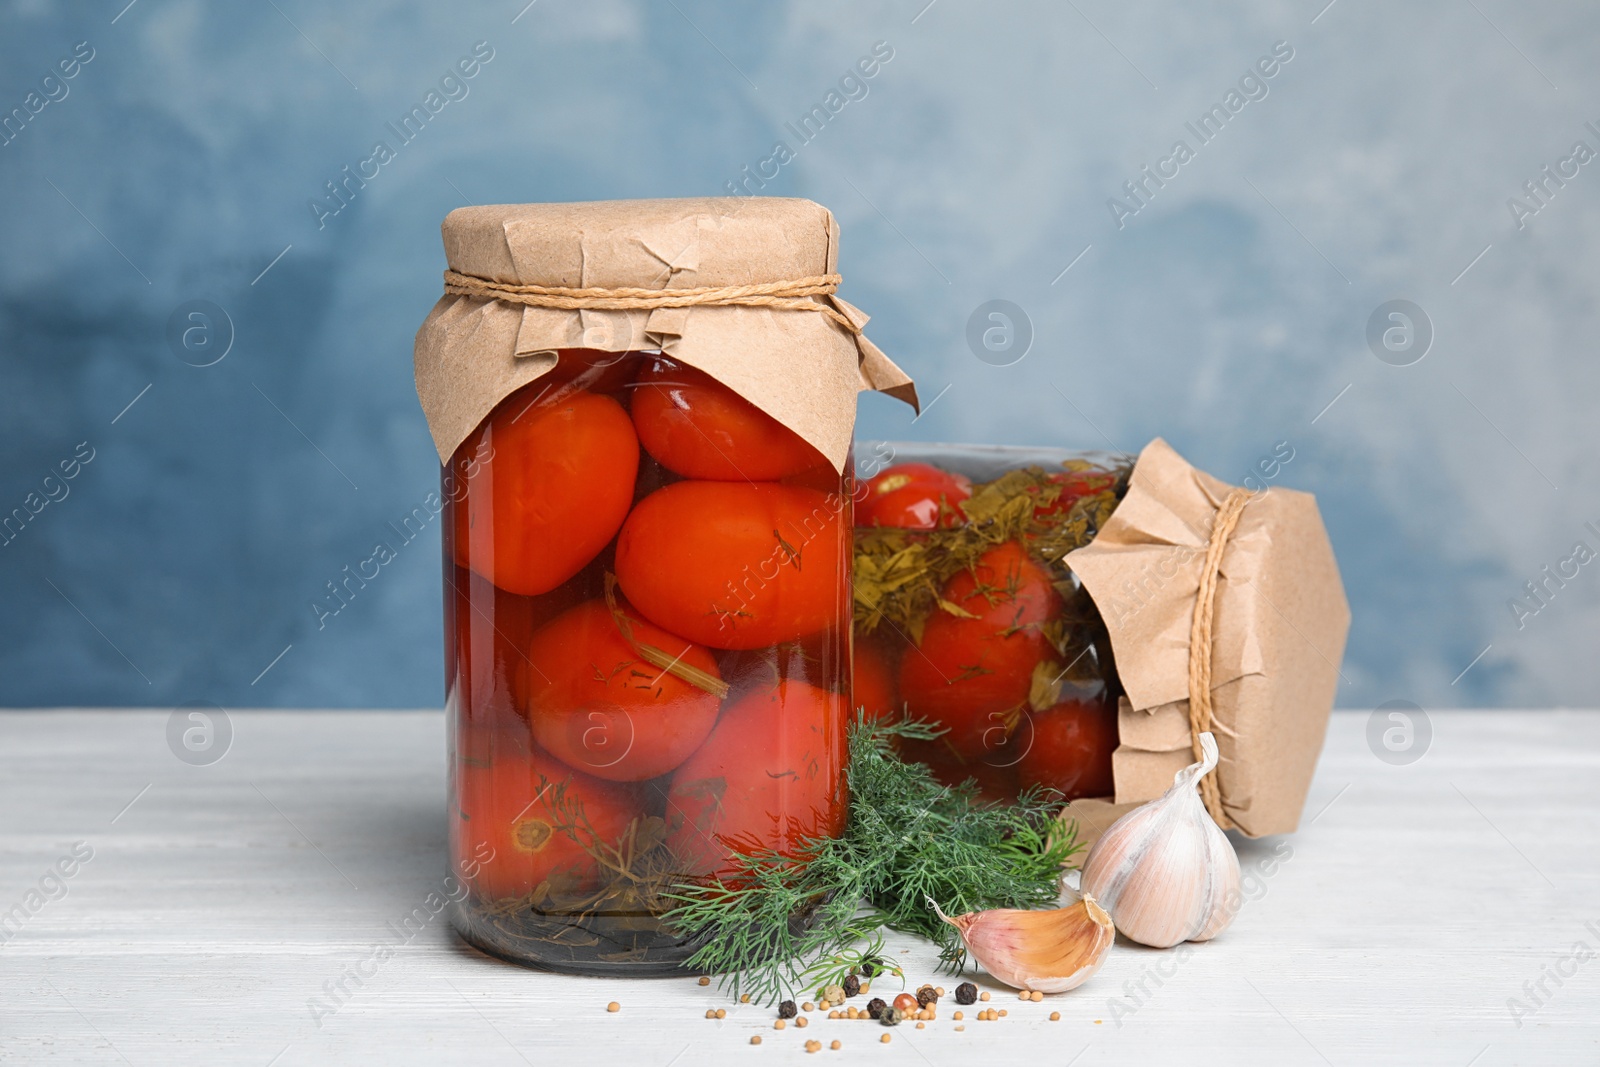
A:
<box><xmin>852</xmin><ymin>442</ymin><xmax>1129</xmax><ymax>807</ymax></box>
<box><xmin>443</xmin><ymin>351</ymin><xmax>853</xmax><ymax>974</ymax></box>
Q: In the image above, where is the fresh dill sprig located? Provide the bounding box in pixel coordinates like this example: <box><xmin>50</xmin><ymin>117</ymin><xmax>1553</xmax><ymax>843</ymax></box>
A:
<box><xmin>664</xmin><ymin>714</ymin><xmax>1080</xmax><ymax>1002</ymax></box>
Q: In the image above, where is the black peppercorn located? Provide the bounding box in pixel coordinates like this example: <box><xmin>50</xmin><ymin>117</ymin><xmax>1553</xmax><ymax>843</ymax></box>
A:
<box><xmin>915</xmin><ymin>984</ymin><xmax>938</xmax><ymax>1008</ymax></box>
<box><xmin>842</xmin><ymin>974</ymin><xmax>860</xmax><ymax>998</ymax></box>
<box><xmin>861</xmin><ymin>957</ymin><xmax>880</xmax><ymax>977</ymax></box>
<box><xmin>866</xmin><ymin>997</ymin><xmax>887</xmax><ymax>1020</ymax></box>
<box><xmin>777</xmin><ymin>1000</ymin><xmax>797</xmax><ymax>1019</ymax></box>
<box><xmin>954</xmin><ymin>982</ymin><xmax>978</xmax><ymax>1005</ymax></box>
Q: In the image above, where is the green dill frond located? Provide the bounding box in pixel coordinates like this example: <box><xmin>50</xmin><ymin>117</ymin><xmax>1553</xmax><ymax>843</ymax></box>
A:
<box><xmin>663</xmin><ymin>712</ymin><xmax>1080</xmax><ymax>1001</ymax></box>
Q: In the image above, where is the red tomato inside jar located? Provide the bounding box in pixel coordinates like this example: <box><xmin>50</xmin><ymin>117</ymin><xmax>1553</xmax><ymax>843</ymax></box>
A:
<box><xmin>441</xmin><ymin>349</ymin><xmax>853</xmax><ymax>974</ymax></box>
<box><xmin>852</xmin><ymin>445</ymin><xmax>1130</xmax><ymax>809</ymax></box>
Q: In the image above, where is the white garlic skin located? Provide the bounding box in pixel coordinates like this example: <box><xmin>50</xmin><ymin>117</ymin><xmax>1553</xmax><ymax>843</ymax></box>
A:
<box><xmin>1079</xmin><ymin>732</ymin><xmax>1242</xmax><ymax>949</ymax></box>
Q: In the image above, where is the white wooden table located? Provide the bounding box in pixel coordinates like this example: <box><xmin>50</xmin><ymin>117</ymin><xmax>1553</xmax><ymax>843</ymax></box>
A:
<box><xmin>1</xmin><ymin>709</ymin><xmax>1595</xmax><ymax>1065</ymax></box>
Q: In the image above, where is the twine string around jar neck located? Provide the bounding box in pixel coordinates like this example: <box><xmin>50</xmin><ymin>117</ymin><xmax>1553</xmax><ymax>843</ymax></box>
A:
<box><xmin>1186</xmin><ymin>486</ymin><xmax>1253</xmax><ymax>830</ymax></box>
<box><xmin>442</xmin><ymin>269</ymin><xmax>864</xmax><ymax>336</ymax></box>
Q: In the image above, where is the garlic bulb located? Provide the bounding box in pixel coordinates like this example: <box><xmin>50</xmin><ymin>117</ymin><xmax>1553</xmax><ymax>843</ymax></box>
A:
<box><xmin>928</xmin><ymin>895</ymin><xmax>1114</xmax><ymax>993</ymax></box>
<box><xmin>1079</xmin><ymin>731</ymin><xmax>1241</xmax><ymax>949</ymax></box>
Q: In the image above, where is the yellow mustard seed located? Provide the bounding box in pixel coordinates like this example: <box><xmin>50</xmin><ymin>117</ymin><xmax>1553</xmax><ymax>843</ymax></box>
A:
<box><xmin>880</xmin><ymin>1034</ymin><xmax>891</xmax><ymax>1044</ymax></box>
<box><xmin>740</xmin><ymin>994</ymin><xmax>751</xmax><ymax>1004</ymax></box>
<box><xmin>830</xmin><ymin>1040</ymin><xmax>841</xmax><ymax>1050</ymax></box>
<box><xmin>750</xmin><ymin>1036</ymin><xmax>762</xmax><ymax>1046</ymax></box>
<box><xmin>803</xmin><ymin>1002</ymin><xmax>815</xmax><ymax>1013</ymax></box>
<box><xmin>796</xmin><ymin>1017</ymin><xmax>808</xmax><ymax>1029</ymax></box>
<box><xmin>716</xmin><ymin>1008</ymin><xmax>727</xmax><ymax>1019</ymax></box>
<box><xmin>607</xmin><ymin>1002</ymin><xmax>620</xmax><ymax>1013</ymax></box>
<box><xmin>1030</xmin><ymin>991</ymin><xmax>1044</xmax><ymax>1003</ymax></box>
<box><xmin>775</xmin><ymin>1020</ymin><xmax>786</xmax><ymax>1030</ymax></box>
<box><xmin>704</xmin><ymin>1009</ymin><xmax>715</xmax><ymax>1019</ymax></box>
<box><xmin>1050</xmin><ymin>1011</ymin><xmax>1061</xmax><ymax>1021</ymax></box>
<box><xmin>697</xmin><ymin>976</ymin><xmax>710</xmax><ymax>986</ymax></box>
<box><xmin>979</xmin><ymin>992</ymin><xmax>991</xmax><ymax>1002</ymax></box>
<box><xmin>953</xmin><ymin>1011</ymin><xmax>963</xmax><ymax>1021</ymax></box>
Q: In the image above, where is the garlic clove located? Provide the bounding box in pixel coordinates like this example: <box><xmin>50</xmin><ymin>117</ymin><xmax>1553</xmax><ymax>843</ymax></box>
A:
<box><xmin>1080</xmin><ymin>732</ymin><xmax>1242</xmax><ymax>949</ymax></box>
<box><xmin>928</xmin><ymin>895</ymin><xmax>1115</xmax><ymax>994</ymax></box>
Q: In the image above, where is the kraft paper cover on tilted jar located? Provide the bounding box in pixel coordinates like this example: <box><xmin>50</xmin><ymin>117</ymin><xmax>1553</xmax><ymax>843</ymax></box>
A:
<box><xmin>413</xmin><ymin>197</ymin><xmax>918</xmax><ymax>469</ymax></box>
<box><xmin>1060</xmin><ymin>438</ymin><xmax>1350</xmax><ymax>842</ymax></box>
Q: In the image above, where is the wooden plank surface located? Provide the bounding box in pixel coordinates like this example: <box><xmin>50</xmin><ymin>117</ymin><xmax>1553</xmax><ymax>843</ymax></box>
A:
<box><xmin>0</xmin><ymin>709</ymin><xmax>1595</xmax><ymax>1065</ymax></box>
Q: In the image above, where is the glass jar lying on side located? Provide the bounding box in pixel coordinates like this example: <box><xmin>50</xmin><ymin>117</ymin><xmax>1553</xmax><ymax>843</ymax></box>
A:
<box><xmin>444</xmin><ymin>350</ymin><xmax>852</xmax><ymax>975</ymax></box>
<box><xmin>851</xmin><ymin>442</ymin><xmax>1132</xmax><ymax>806</ymax></box>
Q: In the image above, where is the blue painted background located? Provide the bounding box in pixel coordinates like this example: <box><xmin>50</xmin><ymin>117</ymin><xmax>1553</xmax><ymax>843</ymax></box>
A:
<box><xmin>2</xmin><ymin>0</ymin><xmax>1595</xmax><ymax>710</ymax></box>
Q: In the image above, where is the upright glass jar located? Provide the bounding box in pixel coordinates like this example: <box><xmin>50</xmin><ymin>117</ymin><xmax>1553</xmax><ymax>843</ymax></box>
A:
<box><xmin>442</xmin><ymin>351</ymin><xmax>857</xmax><ymax>973</ymax></box>
<box><xmin>416</xmin><ymin>198</ymin><xmax>917</xmax><ymax>974</ymax></box>
<box><xmin>851</xmin><ymin>442</ymin><xmax>1131</xmax><ymax>807</ymax></box>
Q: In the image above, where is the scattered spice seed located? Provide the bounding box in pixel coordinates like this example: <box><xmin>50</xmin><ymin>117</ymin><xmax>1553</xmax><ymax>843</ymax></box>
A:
<box><xmin>1050</xmin><ymin>1012</ymin><xmax>1061</xmax><ymax>1021</ymax></box>
<box><xmin>916</xmin><ymin>985</ymin><xmax>938</xmax><ymax>1008</ymax></box>
<box><xmin>936</xmin><ymin>987</ymin><xmax>945</xmax><ymax>997</ymax></box>
<box><xmin>881</xmin><ymin>1008</ymin><xmax>905</xmax><ymax>1027</ymax></box>
<box><xmin>880</xmin><ymin>1034</ymin><xmax>891</xmax><ymax>1045</ymax></box>
<box><xmin>704</xmin><ymin>1010</ymin><xmax>715</xmax><ymax>1020</ymax></box>
<box><xmin>716</xmin><ymin>1009</ymin><xmax>727</xmax><ymax>1019</ymax></box>
<box><xmin>697</xmin><ymin>976</ymin><xmax>710</xmax><ymax>986</ymax></box>
<box><xmin>750</xmin><ymin>1036</ymin><xmax>762</xmax><ymax>1046</ymax></box>
<box><xmin>828</xmin><ymin>1011</ymin><xmax>840</xmax><ymax>1020</ymax></box>
<box><xmin>823</xmin><ymin>985</ymin><xmax>846</xmax><ymax>1004</ymax></box>
<box><xmin>865</xmin><ymin>998</ymin><xmax>887</xmax><ymax>1020</ymax></box>
<box><xmin>830</xmin><ymin>1040</ymin><xmax>841</xmax><ymax>1050</ymax></box>
<box><xmin>999</xmin><ymin>1009</ymin><xmax>1008</xmax><ymax>1017</ymax></box>
<box><xmin>859</xmin><ymin>983</ymin><xmax>870</xmax><ymax>994</ymax></box>
<box><xmin>915</xmin><ymin>1022</ymin><xmax>925</xmax><ymax>1030</ymax></box>
<box><xmin>775</xmin><ymin>1020</ymin><xmax>786</xmax><ymax>1031</ymax></box>
<box><xmin>805</xmin><ymin>1040</ymin><xmax>821</xmax><ymax>1054</ymax></box>
<box><xmin>953</xmin><ymin>1012</ymin><xmax>964</xmax><ymax>1021</ymax></box>
<box><xmin>1017</xmin><ymin>991</ymin><xmax>1029</xmax><ymax>1001</ymax></box>
<box><xmin>802</xmin><ymin>1002</ymin><xmax>815</xmax><ymax>1013</ymax></box>
<box><xmin>1030</xmin><ymin>991</ymin><xmax>1044</xmax><ymax>1003</ymax></box>
<box><xmin>796</xmin><ymin>1017</ymin><xmax>808</xmax><ymax>1029</ymax></box>
<box><xmin>607</xmin><ymin>1002</ymin><xmax>620</xmax><ymax>1013</ymax></box>
<box><xmin>979</xmin><ymin>992</ymin><xmax>991</xmax><ymax>1002</ymax></box>
<box><xmin>955</xmin><ymin>1025</ymin><xmax>965</xmax><ymax>1032</ymax></box>
<box><xmin>778</xmin><ymin>1001</ymin><xmax>797</xmax><ymax>1019</ymax></box>
<box><xmin>954</xmin><ymin>983</ymin><xmax>977</xmax><ymax>1005</ymax></box>
<box><xmin>892</xmin><ymin>994</ymin><xmax>918</xmax><ymax>1014</ymax></box>
<box><xmin>740</xmin><ymin>994</ymin><xmax>751</xmax><ymax>1004</ymax></box>
<box><xmin>1094</xmin><ymin>1020</ymin><xmax>1103</xmax><ymax>1025</ymax></box>
<box><xmin>842</xmin><ymin>974</ymin><xmax>860</xmax><ymax>998</ymax></box>
<box><xmin>861</xmin><ymin>958</ymin><xmax>879</xmax><ymax>977</ymax></box>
